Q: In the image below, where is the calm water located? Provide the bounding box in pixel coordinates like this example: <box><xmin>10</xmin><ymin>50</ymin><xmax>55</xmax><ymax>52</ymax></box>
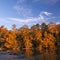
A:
<box><xmin>0</xmin><ymin>52</ymin><xmax>60</xmax><ymax>60</ymax></box>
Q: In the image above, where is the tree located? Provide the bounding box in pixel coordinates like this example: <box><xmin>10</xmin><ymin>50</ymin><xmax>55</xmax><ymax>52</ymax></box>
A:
<box><xmin>41</xmin><ymin>23</ymin><xmax>47</xmax><ymax>31</ymax></box>
<box><xmin>4</xmin><ymin>31</ymin><xmax>20</xmax><ymax>53</ymax></box>
<box><xmin>22</xmin><ymin>28</ymin><xmax>33</xmax><ymax>56</ymax></box>
<box><xmin>48</xmin><ymin>22</ymin><xmax>58</xmax><ymax>34</ymax></box>
<box><xmin>31</xmin><ymin>29</ymin><xmax>43</xmax><ymax>53</ymax></box>
<box><xmin>0</xmin><ymin>26</ymin><xmax>8</xmax><ymax>51</ymax></box>
<box><xmin>43</xmin><ymin>31</ymin><xmax>56</xmax><ymax>54</ymax></box>
<box><xmin>31</xmin><ymin>23</ymin><xmax>41</xmax><ymax>30</ymax></box>
<box><xmin>12</xmin><ymin>24</ymin><xmax>17</xmax><ymax>32</ymax></box>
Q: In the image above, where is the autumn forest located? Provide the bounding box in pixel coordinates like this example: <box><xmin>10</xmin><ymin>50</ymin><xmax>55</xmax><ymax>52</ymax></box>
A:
<box><xmin>0</xmin><ymin>22</ymin><xmax>60</xmax><ymax>56</ymax></box>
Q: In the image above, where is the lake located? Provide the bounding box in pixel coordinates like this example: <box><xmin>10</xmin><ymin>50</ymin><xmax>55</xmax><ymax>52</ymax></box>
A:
<box><xmin>0</xmin><ymin>51</ymin><xmax>60</xmax><ymax>60</ymax></box>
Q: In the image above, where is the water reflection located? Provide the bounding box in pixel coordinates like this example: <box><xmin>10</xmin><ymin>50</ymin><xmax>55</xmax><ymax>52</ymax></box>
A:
<box><xmin>0</xmin><ymin>54</ymin><xmax>60</xmax><ymax>60</ymax></box>
<box><xmin>3</xmin><ymin>54</ymin><xmax>59</xmax><ymax>60</ymax></box>
<box><xmin>0</xmin><ymin>48</ymin><xmax>60</xmax><ymax>60</ymax></box>
<box><xmin>24</xmin><ymin>49</ymin><xmax>33</xmax><ymax>57</ymax></box>
<box><xmin>33</xmin><ymin>54</ymin><xmax>57</xmax><ymax>60</ymax></box>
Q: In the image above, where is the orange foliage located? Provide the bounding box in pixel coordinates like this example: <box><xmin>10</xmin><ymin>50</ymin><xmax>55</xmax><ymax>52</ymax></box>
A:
<box><xmin>0</xmin><ymin>22</ymin><xmax>59</xmax><ymax>54</ymax></box>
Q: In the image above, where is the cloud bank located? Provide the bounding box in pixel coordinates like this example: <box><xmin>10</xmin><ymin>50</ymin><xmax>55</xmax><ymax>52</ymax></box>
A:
<box><xmin>7</xmin><ymin>11</ymin><xmax>53</xmax><ymax>24</ymax></box>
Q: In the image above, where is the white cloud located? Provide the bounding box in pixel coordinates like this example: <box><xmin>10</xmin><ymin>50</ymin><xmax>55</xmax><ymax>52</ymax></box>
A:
<box><xmin>39</xmin><ymin>15</ymin><xmax>45</xmax><ymax>20</ymax></box>
<box><xmin>7</xmin><ymin>17</ymin><xmax>33</xmax><ymax>23</ymax></box>
<box><xmin>41</xmin><ymin>11</ymin><xmax>52</xmax><ymax>16</ymax></box>
<box><xmin>38</xmin><ymin>11</ymin><xmax>52</xmax><ymax>22</ymax></box>
<box><xmin>7</xmin><ymin>12</ymin><xmax>60</xmax><ymax>26</ymax></box>
<box><xmin>14</xmin><ymin>5</ymin><xmax>32</xmax><ymax>17</ymax></box>
<box><xmin>14</xmin><ymin>0</ymin><xmax>32</xmax><ymax>18</ymax></box>
<box><xmin>0</xmin><ymin>18</ymin><xmax>10</xmax><ymax>24</ymax></box>
<box><xmin>7</xmin><ymin>11</ymin><xmax>53</xmax><ymax>24</ymax></box>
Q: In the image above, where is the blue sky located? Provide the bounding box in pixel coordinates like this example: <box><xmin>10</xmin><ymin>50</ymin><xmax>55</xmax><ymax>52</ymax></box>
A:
<box><xmin>0</xmin><ymin>0</ymin><xmax>60</xmax><ymax>29</ymax></box>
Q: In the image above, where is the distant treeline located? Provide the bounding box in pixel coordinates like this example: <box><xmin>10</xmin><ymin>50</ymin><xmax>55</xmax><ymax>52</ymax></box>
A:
<box><xmin>0</xmin><ymin>22</ymin><xmax>60</xmax><ymax>56</ymax></box>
